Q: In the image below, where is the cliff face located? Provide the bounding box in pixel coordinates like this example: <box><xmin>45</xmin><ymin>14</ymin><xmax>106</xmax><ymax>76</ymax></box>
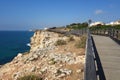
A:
<box><xmin>0</xmin><ymin>30</ymin><xmax>85</xmax><ymax>80</ymax></box>
<box><xmin>30</xmin><ymin>30</ymin><xmax>61</xmax><ymax>51</ymax></box>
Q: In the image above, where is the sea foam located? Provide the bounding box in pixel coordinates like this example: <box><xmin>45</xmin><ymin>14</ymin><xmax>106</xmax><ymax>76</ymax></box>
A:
<box><xmin>27</xmin><ymin>43</ymin><xmax>31</xmax><ymax>47</ymax></box>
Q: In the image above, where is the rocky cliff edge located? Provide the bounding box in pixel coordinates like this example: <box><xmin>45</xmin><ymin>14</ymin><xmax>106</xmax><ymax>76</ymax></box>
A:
<box><xmin>0</xmin><ymin>29</ymin><xmax>85</xmax><ymax>80</ymax></box>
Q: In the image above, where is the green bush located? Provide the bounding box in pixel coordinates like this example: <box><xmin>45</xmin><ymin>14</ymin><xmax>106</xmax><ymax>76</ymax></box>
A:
<box><xmin>66</xmin><ymin>22</ymin><xmax>88</xmax><ymax>30</ymax></box>
<box><xmin>49</xmin><ymin>58</ymin><xmax>57</xmax><ymax>65</ymax></box>
<box><xmin>55</xmin><ymin>39</ymin><xmax>66</xmax><ymax>46</ymax></box>
<box><xmin>17</xmin><ymin>75</ymin><xmax>43</xmax><ymax>80</ymax></box>
<box><xmin>89</xmin><ymin>25</ymin><xmax>120</xmax><ymax>31</ymax></box>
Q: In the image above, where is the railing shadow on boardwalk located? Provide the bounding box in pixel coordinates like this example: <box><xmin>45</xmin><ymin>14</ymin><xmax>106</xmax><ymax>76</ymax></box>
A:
<box><xmin>109</xmin><ymin>36</ymin><xmax>120</xmax><ymax>45</ymax></box>
<box><xmin>84</xmin><ymin>29</ymin><xmax>106</xmax><ymax>80</ymax></box>
<box><xmin>91</xmin><ymin>36</ymin><xmax>106</xmax><ymax>80</ymax></box>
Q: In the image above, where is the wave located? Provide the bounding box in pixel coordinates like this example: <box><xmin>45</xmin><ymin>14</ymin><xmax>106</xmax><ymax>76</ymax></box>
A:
<box><xmin>27</xmin><ymin>43</ymin><xmax>31</xmax><ymax>47</ymax></box>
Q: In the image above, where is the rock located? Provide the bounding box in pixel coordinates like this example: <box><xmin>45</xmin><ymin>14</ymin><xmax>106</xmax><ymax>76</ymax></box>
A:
<box><xmin>75</xmin><ymin>56</ymin><xmax>85</xmax><ymax>64</ymax></box>
<box><xmin>14</xmin><ymin>60</ymin><xmax>19</xmax><ymax>64</ymax></box>
<box><xmin>58</xmin><ymin>73</ymin><xmax>66</xmax><ymax>78</ymax></box>
<box><xmin>33</xmin><ymin>54</ymin><xmax>39</xmax><ymax>59</ymax></box>
<box><xmin>60</xmin><ymin>64</ymin><xmax>63</xmax><ymax>67</ymax></box>
<box><xmin>14</xmin><ymin>53</ymin><xmax>23</xmax><ymax>60</ymax></box>
<box><xmin>13</xmin><ymin>72</ymin><xmax>21</xmax><ymax>80</ymax></box>
<box><xmin>44</xmin><ymin>78</ymin><xmax>48</xmax><ymax>80</ymax></box>
<box><xmin>55</xmin><ymin>68</ymin><xmax>72</xmax><ymax>78</ymax></box>
<box><xmin>17</xmin><ymin>53</ymin><xmax>23</xmax><ymax>57</ymax></box>
<box><xmin>53</xmin><ymin>69</ymin><xmax>58</xmax><ymax>74</ymax></box>
<box><xmin>48</xmin><ymin>58</ymin><xmax>57</xmax><ymax>65</ymax></box>
<box><xmin>0</xmin><ymin>65</ymin><xmax>2</xmax><ymax>68</ymax></box>
<box><xmin>49</xmin><ymin>53</ymin><xmax>75</xmax><ymax>64</ymax></box>
<box><xmin>59</xmin><ymin>69</ymin><xmax>72</xmax><ymax>75</ymax></box>
<box><xmin>30</xmin><ymin>66</ymin><xmax>36</xmax><ymax>72</ymax></box>
<box><xmin>30</xmin><ymin>30</ymin><xmax>59</xmax><ymax>50</ymax></box>
<box><xmin>29</xmin><ymin>57</ymin><xmax>35</xmax><ymax>61</ymax></box>
<box><xmin>28</xmin><ymin>54</ymin><xmax>39</xmax><ymax>61</ymax></box>
<box><xmin>12</xmin><ymin>53</ymin><xmax>26</xmax><ymax>64</ymax></box>
<box><xmin>41</xmin><ymin>67</ymin><xmax>48</xmax><ymax>73</ymax></box>
<box><xmin>76</xmin><ymin>69</ymin><xmax>82</xmax><ymax>73</ymax></box>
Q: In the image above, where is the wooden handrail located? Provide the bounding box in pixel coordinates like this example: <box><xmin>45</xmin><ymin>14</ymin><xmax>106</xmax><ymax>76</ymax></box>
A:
<box><xmin>84</xmin><ymin>29</ymin><xmax>97</xmax><ymax>80</ymax></box>
<box><xmin>47</xmin><ymin>28</ymin><xmax>87</xmax><ymax>36</ymax></box>
<box><xmin>91</xmin><ymin>29</ymin><xmax>120</xmax><ymax>39</ymax></box>
<box><xmin>91</xmin><ymin>28</ymin><xmax>120</xmax><ymax>44</ymax></box>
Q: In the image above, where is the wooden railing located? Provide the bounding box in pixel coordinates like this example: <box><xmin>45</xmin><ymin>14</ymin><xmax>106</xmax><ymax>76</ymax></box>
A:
<box><xmin>91</xmin><ymin>28</ymin><xmax>120</xmax><ymax>44</ymax></box>
<box><xmin>47</xmin><ymin>28</ymin><xmax>87</xmax><ymax>36</ymax></box>
<box><xmin>84</xmin><ymin>29</ymin><xmax>97</xmax><ymax>80</ymax></box>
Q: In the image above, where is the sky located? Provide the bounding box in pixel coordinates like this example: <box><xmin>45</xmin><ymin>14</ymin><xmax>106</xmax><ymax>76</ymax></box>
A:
<box><xmin>0</xmin><ymin>0</ymin><xmax>120</xmax><ymax>30</ymax></box>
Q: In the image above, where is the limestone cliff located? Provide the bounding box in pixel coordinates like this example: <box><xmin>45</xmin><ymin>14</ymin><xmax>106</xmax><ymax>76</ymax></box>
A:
<box><xmin>30</xmin><ymin>30</ymin><xmax>64</xmax><ymax>51</ymax></box>
<box><xmin>0</xmin><ymin>29</ymin><xmax>85</xmax><ymax>80</ymax></box>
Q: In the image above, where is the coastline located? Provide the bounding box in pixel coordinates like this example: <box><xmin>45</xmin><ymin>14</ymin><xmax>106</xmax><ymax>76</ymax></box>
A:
<box><xmin>0</xmin><ymin>28</ymin><xmax>86</xmax><ymax>80</ymax></box>
<box><xmin>0</xmin><ymin>31</ymin><xmax>33</xmax><ymax>65</ymax></box>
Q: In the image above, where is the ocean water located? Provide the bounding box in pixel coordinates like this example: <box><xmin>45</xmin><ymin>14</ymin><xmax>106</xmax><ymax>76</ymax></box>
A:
<box><xmin>0</xmin><ymin>31</ymin><xmax>34</xmax><ymax>65</ymax></box>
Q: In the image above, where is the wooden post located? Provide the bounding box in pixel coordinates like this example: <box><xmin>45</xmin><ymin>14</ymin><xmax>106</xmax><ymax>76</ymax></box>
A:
<box><xmin>116</xmin><ymin>30</ymin><xmax>119</xmax><ymax>39</ymax></box>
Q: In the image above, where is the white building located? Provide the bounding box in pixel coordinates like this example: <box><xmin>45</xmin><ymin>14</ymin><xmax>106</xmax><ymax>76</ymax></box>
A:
<box><xmin>106</xmin><ymin>20</ymin><xmax>120</xmax><ymax>26</ymax></box>
<box><xmin>44</xmin><ymin>27</ymin><xmax>48</xmax><ymax>30</ymax></box>
<box><xmin>111</xmin><ymin>20</ymin><xmax>120</xmax><ymax>25</ymax></box>
<box><xmin>89</xmin><ymin>22</ymin><xmax>105</xmax><ymax>27</ymax></box>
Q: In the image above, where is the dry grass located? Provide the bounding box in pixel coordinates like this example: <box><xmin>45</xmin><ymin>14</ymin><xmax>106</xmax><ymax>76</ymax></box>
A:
<box><xmin>17</xmin><ymin>74</ymin><xmax>43</xmax><ymax>80</ymax></box>
<box><xmin>68</xmin><ymin>36</ymin><xmax>75</xmax><ymax>42</ymax></box>
<box><xmin>55</xmin><ymin>39</ymin><xmax>67</xmax><ymax>46</ymax></box>
<box><xmin>75</xmin><ymin>35</ymin><xmax>86</xmax><ymax>48</ymax></box>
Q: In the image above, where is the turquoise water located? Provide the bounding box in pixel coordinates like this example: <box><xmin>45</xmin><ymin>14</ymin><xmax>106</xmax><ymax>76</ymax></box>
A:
<box><xmin>0</xmin><ymin>31</ymin><xmax>33</xmax><ymax>65</ymax></box>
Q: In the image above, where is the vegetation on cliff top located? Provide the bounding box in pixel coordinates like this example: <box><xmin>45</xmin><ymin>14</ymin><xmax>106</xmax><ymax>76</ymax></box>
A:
<box><xmin>66</xmin><ymin>22</ymin><xmax>88</xmax><ymax>29</ymax></box>
<box><xmin>89</xmin><ymin>25</ymin><xmax>120</xmax><ymax>31</ymax></box>
<box><xmin>55</xmin><ymin>39</ymin><xmax>67</xmax><ymax>46</ymax></box>
<box><xmin>17</xmin><ymin>74</ymin><xmax>43</xmax><ymax>80</ymax></box>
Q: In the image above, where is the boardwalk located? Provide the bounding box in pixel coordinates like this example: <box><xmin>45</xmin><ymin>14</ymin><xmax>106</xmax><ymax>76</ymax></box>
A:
<box><xmin>92</xmin><ymin>35</ymin><xmax>120</xmax><ymax>80</ymax></box>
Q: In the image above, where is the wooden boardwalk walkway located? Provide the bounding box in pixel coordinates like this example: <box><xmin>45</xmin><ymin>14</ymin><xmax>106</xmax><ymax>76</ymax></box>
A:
<box><xmin>92</xmin><ymin>35</ymin><xmax>120</xmax><ymax>80</ymax></box>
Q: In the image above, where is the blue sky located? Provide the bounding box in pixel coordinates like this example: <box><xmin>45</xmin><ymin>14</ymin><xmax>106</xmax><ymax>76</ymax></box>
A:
<box><xmin>0</xmin><ymin>0</ymin><xmax>120</xmax><ymax>30</ymax></box>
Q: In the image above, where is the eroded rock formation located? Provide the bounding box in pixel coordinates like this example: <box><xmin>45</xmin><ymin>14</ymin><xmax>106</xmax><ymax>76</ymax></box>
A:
<box><xmin>0</xmin><ymin>29</ymin><xmax>85</xmax><ymax>80</ymax></box>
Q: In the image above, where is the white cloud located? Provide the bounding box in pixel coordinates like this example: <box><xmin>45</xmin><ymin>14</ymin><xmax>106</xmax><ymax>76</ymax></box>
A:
<box><xmin>95</xmin><ymin>10</ymin><xmax>104</xmax><ymax>15</ymax></box>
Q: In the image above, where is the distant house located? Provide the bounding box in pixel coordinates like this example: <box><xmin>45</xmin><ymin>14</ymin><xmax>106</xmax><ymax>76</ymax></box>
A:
<box><xmin>44</xmin><ymin>27</ymin><xmax>48</xmax><ymax>30</ymax></box>
<box><xmin>89</xmin><ymin>22</ymin><xmax>105</xmax><ymax>27</ymax></box>
<box><xmin>112</xmin><ymin>20</ymin><xmax>120</xmax><ymax>25</ymax></box>
<box><xmin>106</xmin><ymin>20</ymin><xmax>120</xmax><ymax>26</ymax></box>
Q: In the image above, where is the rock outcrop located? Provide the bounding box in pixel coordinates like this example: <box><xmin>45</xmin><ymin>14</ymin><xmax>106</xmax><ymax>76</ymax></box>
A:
<box><xmin>0</xmin><ymin>29</ymin><xmax>85</xmax><ymax>80</ymax></box>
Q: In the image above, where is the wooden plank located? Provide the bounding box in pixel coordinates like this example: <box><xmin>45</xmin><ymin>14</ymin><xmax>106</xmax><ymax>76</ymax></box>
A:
<box><xmin>92</xmin><ymin>35</ymin><xmax>120</xmax><ymax>80</ymax></box>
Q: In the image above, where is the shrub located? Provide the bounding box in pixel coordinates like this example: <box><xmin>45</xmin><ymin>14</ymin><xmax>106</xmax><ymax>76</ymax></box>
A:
<box><xmin>68</xmin><ymin>36</ymin><xmax>74</xmax><ymax>42</ymax></box>
<box><xmin>58</xmin><ymin>34</ymin><xmax>64</xmax><ymax>37</ymax></box>
<box><xmin>48</xmin><ymin>58</ymin><xmax>57</xmax><ymax>65</ymax></box>
<box><xmin>55</xmin><ymin>39</ymin><xmax>66</xmax><ymax>46</ymax></box>
<box><xmin>17</xmin><ymin>75</ymin><xmax>43</xmax><ymax>80</ymax></box>
<box><xmin>75</xmin><ymin>36</ymin><xmax>86</xmax><ymax>48</ymax></box>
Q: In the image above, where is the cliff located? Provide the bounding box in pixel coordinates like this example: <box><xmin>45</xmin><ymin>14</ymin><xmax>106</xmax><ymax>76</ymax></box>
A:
<box><xmin>0</xmin><ymin>29</ymin><xmax>85</xmax><ymax>80</ymax></box>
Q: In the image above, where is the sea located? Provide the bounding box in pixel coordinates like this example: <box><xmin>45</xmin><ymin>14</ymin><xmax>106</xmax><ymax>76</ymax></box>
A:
<box><xmin>0</xmin><ymin>31</ymin><xmax>34</xmax><ymax>65</ymax></box>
